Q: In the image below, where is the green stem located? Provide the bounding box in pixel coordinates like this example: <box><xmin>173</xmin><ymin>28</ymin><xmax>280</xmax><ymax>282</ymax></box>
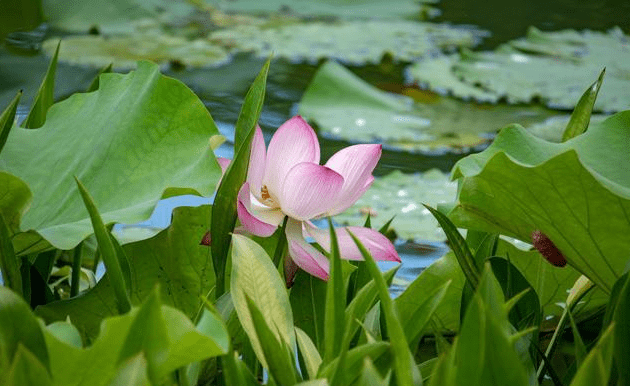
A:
<box><xmin>272</xmin><ymin>216</ymin><xmax>289</xmax><ymax>267</ymax></box>
<box><xmin>70</xmin><ymin>242</ymin><xmax>83</xmax><ymax>297</ymax></box>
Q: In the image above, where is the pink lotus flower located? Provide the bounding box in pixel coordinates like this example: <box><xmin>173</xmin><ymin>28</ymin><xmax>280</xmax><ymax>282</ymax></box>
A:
<box><xmin>233</xmin><ymin>116</ymin><xmax>399</xmax><ymax>282</ymax></box>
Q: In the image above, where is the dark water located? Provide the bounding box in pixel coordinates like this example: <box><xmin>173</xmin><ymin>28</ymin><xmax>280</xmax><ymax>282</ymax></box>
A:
<box><xmin>1</xmin><ymin>0</ymin><xmax>626</xmax><ymax>288</ymax></box>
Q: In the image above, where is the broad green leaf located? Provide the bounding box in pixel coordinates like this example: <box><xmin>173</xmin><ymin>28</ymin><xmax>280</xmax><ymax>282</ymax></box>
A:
<box><xmin>0</xmin><ymin>0</ymin><xmax>43</xmax><ymax>41</ymax></box>
<box><xmin>0</xmin><ymin>213</ymin><xmax>22</xmax><ymax>295</ymax></box>
<box><xmin>335</xmin><ymin>170</ymin><xmax>457</xmax><ymax>242</ymax></box>
<box><xmin>45</xmin><ymin>320</ymin><xmax>82</xmax><ymax>349</ymax></box>
<box><xmin>299</xmin><ymin>61</ymin><xmax>557</xmax><ymax>153</ymax></box>
<box><xmin>408</xmin><ymin>28</ymin><xmax>630</xmax><ymax>112</ymax></box>
<box><xmin>296</xmin><ymin>327</ymin><xmax>322</xmax><ymax>379</ymax></box>
<box><xmin>211</xmin><ymin>21</ymin><xmax>479</xmax><ymax>64</ymax></box>
<box><xmin>570</xmin><ymin>324</ymin><xmax>615</xmax><ymax>386</ymax></box>
<box><xmin>449</xmin><ymin>111</ymin><xmax>630</xmax><ymax>292</ymax></box>
<box><xmin>0</xmin><ymin>91</ymin><xmax>20</xmax><ymax>154</ymax></box>
<box><xmin>108</xmin><ymin>354</ymin><xmax>150</xmax><ymax>386</ymax></box>
<box><xmin>0</xmin><ymin>61</ymin><xmax>221</xmax><ymax>250</ymax></box>
<box><xmin>43</xmin><ymin>36</ymin><xmax>229</xmax><ymax>70</ymax></box>
<box><xmin>42</xmin><ymin>288</ymin><xmax>228</xmax><ymax>386</ymax></box>
<box><xmin>348</xmin><ymin>231</ymin><xmax>421</xmax><ymax>386</ymax></box>
<box><xmin>36</xmin><ymin>205</ymin><xmax>216</xmax><ymax>341</ymax></box>
<box><xmin>0</xmin><ymin>286</ymin><xmax>49</xmax><ymax>374</ymax></box>
<box><xmin>562</xmin><ymin>68</ymin><xmax>605</xmax><ymax>141</ymax></box>
<box><xmin>612</xmin><ymin>270</ymin><xmax>630</xmax><ymax>385</ymax></box>
<box><xmin>75</xmin><ymin>178</ymin><xmax>131</xmax><ymax>314</ymax></box>
<box><xmin>212</xmin><ymin>58</ymin><xmax>269</xmax><ymax>295</ymax></box>
<box><xmin>230</xmin><ymin>234</ymin><xmax>295</xmax><ymax>368</ymax></box>
<box><xmin>23</xmin><ymin>41</ymin><xmax>59</xmax><ymax>129</ymax></box>
<box><xmin>246</xmin><ymin>296</ymin><xmax>301</xmax><ymax>386</ymax></box>
<box><xmin>3</xmin><ymin>344</ymin><xmax>52</xmax><ymax>386</ymax></box>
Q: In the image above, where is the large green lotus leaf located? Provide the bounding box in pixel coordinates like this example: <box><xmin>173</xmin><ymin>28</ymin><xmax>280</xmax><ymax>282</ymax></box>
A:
<box><xmin>299</xmin><ymin>61</ymin><xmax>559</xmax><ymax>153</ymax></box>
<box><xmin>0</xmin><ymin>61</ymin><xmax>221</xmax><ymax>250</ymax></box>
<box><xmin>42</xmin><ymin>36</ymin><xmax>230</xmax><ymax>70</ymax></box>
<box><xmin>397</xmin><ymin>239</ymin><xmax>606</xmax><ymax>332</ymax></box>
<box><xmin>42</xmin><ymin>0</ymin><xmax>202</xmax><ymax>34</ymax></box>
<box><xmin>42</xmin><ymin>290</ymin><xmax>228</xmax><ymax>386</ymax></box>
<box><xmin>35</xmin><ymin>204</ymin><xmax>216</xmax><ymax>341</ymax></box>
<box><xmin>408</xmin><ymin>28</ymin><xmax>630</xmax><ymax>112</ymax></box>
<box><xmin>210</xmin><ymin>21</ymin><xmax>480</xmax><ymax>65</ymax></box>
<box><xmin>449</xmin><ymin>111</ymin><xmax>630</xmax><ymax>292</ymax></box>
<box><xmin>525</xmin><ymin>114</ymin><xmax>609</xmax><ymax>143</ymax></box>
<box><xmin>335</xmin><ymin>170</ymin><xmax>457</xmax><ymax>241</ymax></box>
<box><xmin>205</xmin><ymin>0</ymin><xmax>436</xmax><ymax>20</ymax></box>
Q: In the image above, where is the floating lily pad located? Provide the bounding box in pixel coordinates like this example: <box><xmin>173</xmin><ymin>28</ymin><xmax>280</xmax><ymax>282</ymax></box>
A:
<box><xmin>0</xmin><ymin>62</ymin><xmax>221</xmax><ymax>250</ymax></box>
<box><xmin>42</xmin><ymin>36</ymin><xmax>230</xmax><ymax>70</ymax></box>
<box><xmin>335</xmin><ymin>170</ymin><xmax>457</xmax><ymax>242</ymax></box>
<box><xmin>43</xmin><ymin>0</ymin><xmax>204</xmax><ymax>34</ymax></box>
<box><xmin>407</xmin><ymin>28</ymin><xmax>630</xmax><ymax>112</ymax></box>
<box><xmin>210</xmin><ymin>20</ymin><xmax>482</xmax><ymax>64</ymax></box>
<box><xmin>204</xmin><ymin>0</ymin><xmax>438</xmax><ymax>20</ymax></box>
<box><xmin>300</xmin><ymin>61</ymin><xmax>559</xmax><ymax>153</ymax></box>
<box><xmin>449</xmin><ymin>111</ymin><xmax>630</xmax><ymax>292</ymax></box>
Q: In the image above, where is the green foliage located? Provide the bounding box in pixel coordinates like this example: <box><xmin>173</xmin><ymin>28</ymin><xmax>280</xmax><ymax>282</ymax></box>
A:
<box><xmin>23</xmin><ymin>42</ymin><xmax>59</xmax><ymax>129</ymax></box>
<box><xmin>0</xmin><ymin>91</ymin><xmax>20</xmax><ymax>154</ymax></box>
<box><xmin>562</xmin><ymin>69</ymin><xmax>605</xmax><ymax>141</ymax></box>
<box><xmin>211</xmin><ymin>58</ymin><xmax>270</xmax><ymax>295</ymax></box>
<box><xmin>0</xmin><ymin>61</ymin><xmax>222</xmax><ymax>252</ymax></box>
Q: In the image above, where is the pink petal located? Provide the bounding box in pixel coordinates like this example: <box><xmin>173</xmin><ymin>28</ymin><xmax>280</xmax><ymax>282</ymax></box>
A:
<box><xmin>217</xmin><ymin>157</ymin><xmax>231</xmax><ymax>175</ymax></box>
<box><xmin>263</xmin><ymin>116</ymin><xmax>320</xmax><ymax>201</ymax></box>
<box><xmin>325</xmin><ymin>144</ymin><xmax>381</xmax><ymax>215</ymax></box>
<box><xmin>247</xmin><ymin>126</ymin><xmax>266</xmax><ymax>199</ymax></box>
<box><xmin>279</xmin><ymin>163</ymin><xmax>344</xmax><ymax>221</ymax></box>
<box><xmin>286</xmin><ymin>218</ymin><xmax>329</xmax><ymax>281</ymax></box>
<box><xmin>306</xmin><ymin>223</ymin><xmax>400</xmax><ymax>262</ymax></box>
<box><xmin>237</xmin><ymin>183</ymin><xmax>283</xmax><ymax>237</ymax></box>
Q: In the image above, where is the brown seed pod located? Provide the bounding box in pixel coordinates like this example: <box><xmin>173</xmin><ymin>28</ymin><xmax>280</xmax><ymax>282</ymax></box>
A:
<box><xmin>200</xmin><ymin>231</ymin><xmax>212</xmax><ymax>246</ymax></box>
<box><xmin>531</xmin><ymin>230</ymin><xmax>567</xmax><ymax>267</ymax></box>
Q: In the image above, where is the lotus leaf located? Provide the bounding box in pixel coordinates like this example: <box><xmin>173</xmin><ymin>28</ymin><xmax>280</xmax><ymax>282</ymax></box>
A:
<box><xmin>210</xmin><ymin>21</ymin><xmax>481</xmax><ymax>64</ymax></box>
<box><xmin>299</xmin><ymin>61</ymin><xmax>558</xmax><ymax>153</ymax></box>
<box><xmin>449</xmin><ymin>111</ymin><xmax>630</xmax><ymax>292</ymax></box>
<box><xmin>42</xmin><ymin>36</ymin><xmax>230</xmax><ymax>70</ymax></box>
<box><xmin>0</xmin><ymin>61</ymin><xmax>222</xmax><ymax>250</ymax></box>
<box><xmin>36</xmin><ymin>205</ymin><xmax>215</xmax><ymax>340</ymax></box>
<box><xmin>407</xmin><ymin>28</ymin><xmax>630</xmax><ymax>112</ymax></box>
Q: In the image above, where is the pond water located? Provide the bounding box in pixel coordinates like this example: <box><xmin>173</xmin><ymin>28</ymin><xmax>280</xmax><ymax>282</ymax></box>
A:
<box><xmin>1</xmin><ymin>0</ymin><xmax>628</xmax><ymax>293</ymax></box>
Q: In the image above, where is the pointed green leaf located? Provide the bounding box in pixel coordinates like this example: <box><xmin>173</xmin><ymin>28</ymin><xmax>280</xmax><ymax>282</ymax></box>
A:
<box><xmin>0</xmin><ymin>213</ymin><xmax>22</xmax><ymax>296</ymax></box>
<box><xmin>318</xmin><ymin>342</ymin><xmax>390</xmax><ymax>383</ymax></box>
<box><xmin>86</xmin><ymin>63</ymin><xmax>113</xmax><ymax>93</ymax></box>
<box><xmin>36</xmin><ymin>205</ymin><xmax>215</xmax><ymax>341</ymax></box>
<box><xmin>324</xmin><ymin>218</ymin><xmax>345</xmax><ymax>364</ymax></box>
<box><xmin>290</xmin><ymin>270</ymin><xmax>327</xmax><ymax>352</ymax></box>
<box><xmin>347</xmin><ymin>230</ymin><xmax>421</xmax><ymax>386</ymax></box>
<box><xmin>24</xmin><ymin>42</ymin><xmax>59</xmax><ymax>129</ymax></box>
<box><xmin>0</xmin><ymin>286</ymin><xmax>49</xmax><ymax>374</ymax></box>
<box><xmin>562</xmin><ymin>68</ymin><xmax>605</xmax><ymax>141</ymax></box>
<box><xmin>357</xmin><ymin>358</ymin><xmax>390</xmax><ymax>386</ymax></box>
<box><xmin>3</xmin><ymin>344</ymin><xmax>52</xmax><ymax>386</ymax></box>
<box><xmin>1</xmin><ymin>61</ymin><xmax>221</xmax><ymax>250</ymax></box>
<box><xmin>211</xmin><ymin>58</ymin><xmax>270</xmax><ymax>295</ymax></box>
<box><xmin>570</xmin><ymin>324</ymin><xmax>615</xmax><ymax>386</ymax></box>
<box><xmin>221</xmin><ymin>351</ymin><xmax>259</xmax><ymax>386</ymax></box>
<box><xmin>567</xmin><ymin>307</ymin><xmax>587</xmax><ymax>367</ymax></box>
<box><xmin>401</xmin><ymin>280</ymin><xmax>451</xmax><ymax>347</ymax></box>
<box><xmin>612</xmin><ymin>270</ymin><xmax>630</xmax><ymax>385</ymax></box>
<box><xmin>246</xmin><ymin>295</ymin><xmax>301</xmax><ymax>386</ymax></box>
<box><xmin>0</xmin><ymin>91</ymin><xmax>21</xmax><ymax>154</ymax></box>
<box><xmin>230</xmin><ymin>234</ymin><xmax>295</xmax><ymax>368</ymax></box>
<box><xmin>296</xmin><ymin>327</ymin><xmax>322</xmax><ymax>379</ymax></box>
<box><xmin>75</xmin><ymin>177</ymin><xmax>131</xmax><ymax>314</ymax></box>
